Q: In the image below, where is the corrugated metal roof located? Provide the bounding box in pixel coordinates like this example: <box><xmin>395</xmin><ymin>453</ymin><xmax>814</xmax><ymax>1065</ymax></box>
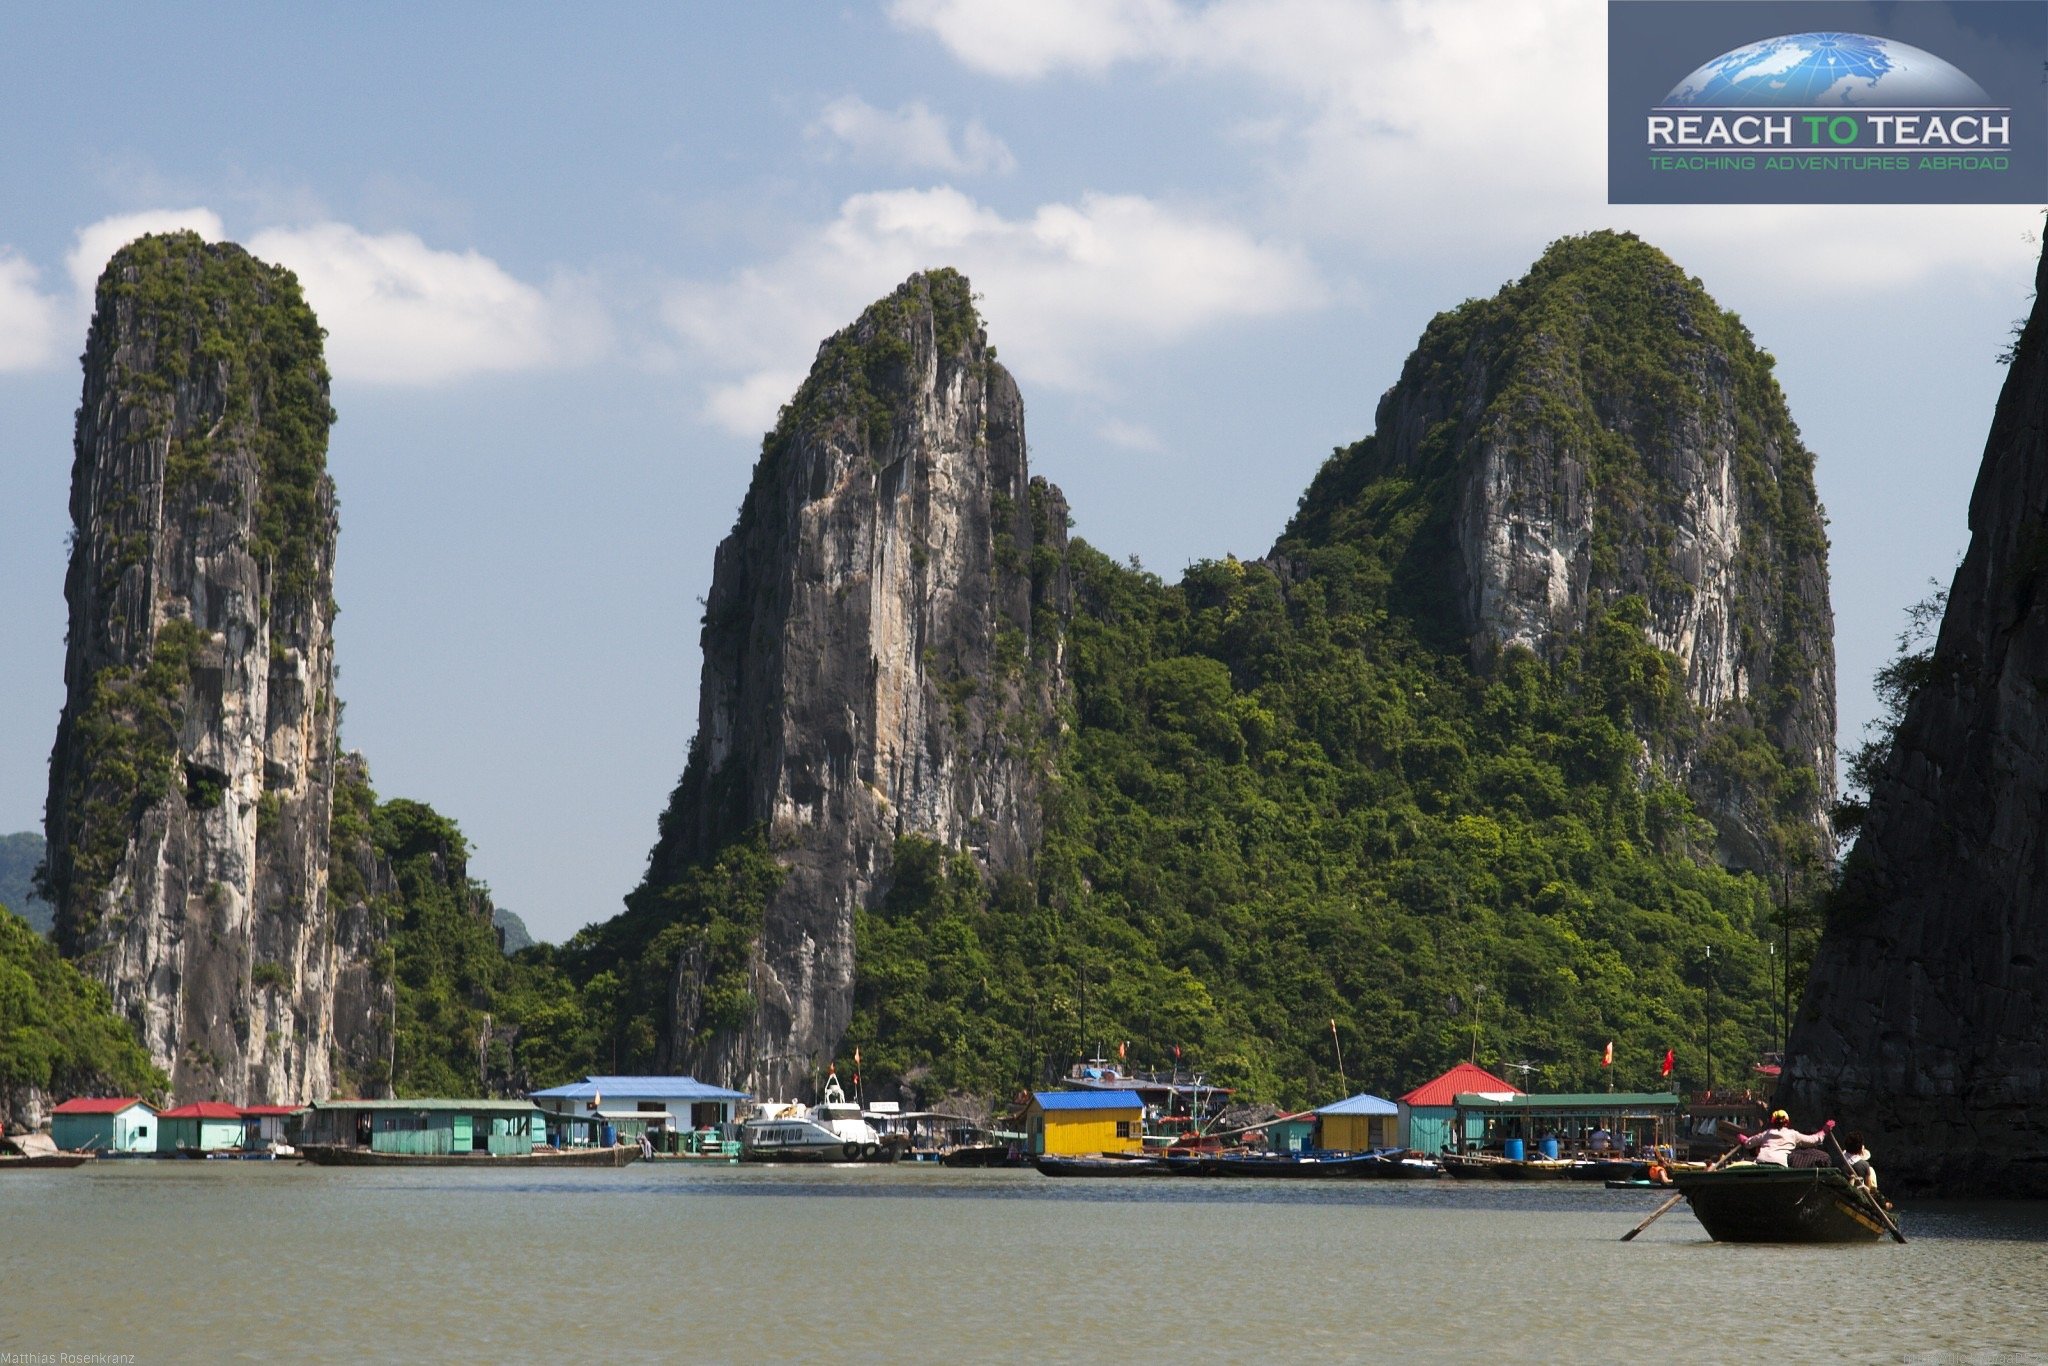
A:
<box><xmin>1453</xmin><ymin>1091</ymin><xmax>1680</xmax><ymax>1110</ymax></box>
<box><xmin>528</xmin><ymin>1075</ymin><xmax>750</xmax><ymax>1102</ymax></box>
<box><xmin>1399</xmin><ymin>1062</ymin><xmax>1523</xmax><ymax>1107</ymax></box>
<box><xmin>1031</xmin><ymin>1090</ymin><xmax>1143</xmax><ymax>1112</ymax></box>
<box><xmin>51</xmin><ymin>1097</ymin><xmax>149</xmax><ymax>1115</ymax></box>
<box><xmin>237</xmin><ymin>1105</ymin><xmax>304</xmax><ymax>1117</ymax></box>
<box><xmin>159</xmin><ymin>1102</ymin><xmax>244</xmax><ymax>1120</ymax></box>
<box><xmin>305</xmin><ymin>1098</ymin><xmax>543</xmax><ymax>1113</ymax></box>
<box><xmin>1315</xmin><ymin>1092</ymin><xmax>1399</xmax><ymax>1116</ymax></box>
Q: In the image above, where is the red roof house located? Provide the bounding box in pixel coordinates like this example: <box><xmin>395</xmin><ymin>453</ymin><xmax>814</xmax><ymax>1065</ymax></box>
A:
<box><xmin>51</xmin><ymin>1096</ymin><xmax>147</xmax><ymax>1115</ymax></box>
<box><xmin>158</xmin><ymin>1102</ymin><xmax>246</xmax><ymax>1120</ymax></box>
<box><xmin>1399</xmin><ymin>1062</ymin><xmax>1523</xmax><ymax>1108</ymax></box>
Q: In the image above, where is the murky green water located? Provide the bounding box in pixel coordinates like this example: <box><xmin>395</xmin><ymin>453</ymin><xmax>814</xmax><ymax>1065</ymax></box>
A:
<box><xmin>4</xmin><ymin>1161</ymin><xmax>2043</xmax><ymax>1362</ymax></box>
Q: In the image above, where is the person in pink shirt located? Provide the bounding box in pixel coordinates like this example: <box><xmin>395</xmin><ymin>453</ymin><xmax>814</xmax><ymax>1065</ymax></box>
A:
<box><xmin>1740</xmin><ymin>1109</ymin><xmax>1833</xmax><ymax>1168</ymax></box>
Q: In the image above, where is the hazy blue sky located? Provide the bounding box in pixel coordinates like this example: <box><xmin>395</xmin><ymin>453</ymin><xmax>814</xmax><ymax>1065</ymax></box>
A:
<box><xmin>2</xmin><ymin>3</ymin><xmax>2037</xmax><ymax>942</ymax></box>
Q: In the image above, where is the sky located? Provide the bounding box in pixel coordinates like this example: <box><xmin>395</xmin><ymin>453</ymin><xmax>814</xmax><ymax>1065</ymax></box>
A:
<box><xmin>0</xmin><ymin>2</ymin><xmax>2038</xmax><ymax>944</ymax></box>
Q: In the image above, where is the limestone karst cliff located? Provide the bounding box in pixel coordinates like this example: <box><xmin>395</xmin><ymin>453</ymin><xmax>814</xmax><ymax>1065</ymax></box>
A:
<box><xmin>632</xmin><ymin>269</ymin><xmax>1070</xmax><ymax>1100</ymax></box>
<box><xmin>1783</xmin><ymin>243</ymin><xmax>2048</xmax><ymax>1196</ymax></box>
<box><xmin>1281</xmin><ymin>232</ymin><xmax>1835</xmax><ymax>872</ymax></box>
<box><xmin>41</xmin><ymin>233</ymin><xmax>387</xmax><ymax>1103</ymax></box>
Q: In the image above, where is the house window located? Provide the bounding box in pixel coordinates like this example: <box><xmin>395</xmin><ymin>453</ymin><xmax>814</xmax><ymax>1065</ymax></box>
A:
<box><xmin>1115</xmin><ymin>1120</ymin><xmax>1137</xmax><ymax>1139</ymax></box>
<box><xmin>136</xmin><ymin>1126</ymin><xmax>149</xmax><ymax>1139</ymax></box>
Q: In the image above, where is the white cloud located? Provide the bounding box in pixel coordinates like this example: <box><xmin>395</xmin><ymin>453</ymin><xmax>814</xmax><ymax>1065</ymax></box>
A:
<box><xmin>0</xmin><ymin>251</ymin><xmax>60</xmax><ymax>372</ymax></box>
<box><xmin>665</xmin><ymin>186</ymin><xmax>1321</xmax><ymax>434</ymax></box>
<box><xmin>248</xmin><ymin>222</ymin><xmax>606</xmax><ymax>386</ymax></box>
<box><xmin>1098</xmin><ymin>417</ymin><xmax>1165</xmax><ymax>452</ymax></box>
<box><xmin>33</xmin><ymin>210</ymin><xmax>604</xmax><ymax>387</ymax></box>
<box><xmin>891</xmin><ymin>0</ymin><xmax>2042</xmax><ymax>292</ymax></box>
<box><xmin>66</xmin><ymin>207</ymin><xmax>226</xmax><ymax>296</ymax></box>
<box><xmin>810</xmin><ymin>96</ymin><xmax>1016</xmax><ymax>175</ymax></box>
<box><xmin>888</xmin><ymin>0</ymin><xmax>1180</xmax><ymax>79</ymax></box>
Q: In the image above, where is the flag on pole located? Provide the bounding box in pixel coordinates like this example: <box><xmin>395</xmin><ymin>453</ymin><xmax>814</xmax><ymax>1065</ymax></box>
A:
<box><xmin>1173</xmin><ymin>1044</ymin><xmax>1181</xmax><ymax>1059</ymax></box>
<box><xmin>1118</xmin><ymin>1041</ymin><xmax>1127</xmax><ymax>1061</ymax></box>
<box><xmin>1601</xmin><ymin>1041</ymin><xmax>1614</xmax><ymax>1068</ymax></box>
<box><xmin>1661</xmin><ymin>1047</ymin><xmax>1675</xmax><ymax>1078</ymax></box>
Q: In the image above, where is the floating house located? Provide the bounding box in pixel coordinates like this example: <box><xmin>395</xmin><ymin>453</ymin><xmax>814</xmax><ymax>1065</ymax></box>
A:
<box><xmin>528</xmin><ymin>1075</ymin><xmax>750</xmax><ymax>1149</ymax></box>
<box><xmin>49</xmin><ymin>1098</ymin><xmax>157</xmax><ymax>1153</ymax></box>
<box><xmin>1453</xmin><ymin>1090</ymin><xmax>1682</xmax><ymax>1155</ymax></box>
<box><xmin>1266</xmin><ymin>1113</ymin><xmax>1317</xmax><ymax>1154</ymax></box>
<box><xmin>1315</xmin><ymin>1092</ymin><xmax>1400</xmax><ymax>1152</ymax></box>
<box><xmin>157</xmin><ymin>1101</ymin><xmax>248</xmax><ymax>1154</ymax></box>
<box><xmin>1059</xmin><ymin>1062</ymin><xmax>1231</xmax><ymax>1138</ymax></box>
<box><xmin>1023</xmin><ymin>1090</ymin><xmax>1144</xmax><ymax>1156</ymax></box>
<box><xmin>297</xmin><ymin>1099</ymin><xmax>545</xmax><ymax>1156</ymax></box>
<box><xmin>1398</xmin><ymin>1063</ymin><xmax>1522</xmax><ymax>1154</ymax></box>
<box><xmin>240</xmin><ymin>1104</ymin><xmax>303</xmax><ymax>1148</ymax></box>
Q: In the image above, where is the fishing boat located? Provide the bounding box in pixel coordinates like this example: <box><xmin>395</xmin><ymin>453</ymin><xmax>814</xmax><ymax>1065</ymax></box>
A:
<box><xmin>1440</xmin><ymin>1151</ymin><xmax>1572</xmax><ymax>1180</ymax></box>
<box><xmin>1033</xmin><ymin>1153</ymin><xmax>1170</xmax><ymax>1177</ymax></box>
<box><xmin>737</xmin><ymin>1074</ymin><xmax>896</xmax><ymax>1163</ymax></box>
<box><xmin>1673</xmin><ymin>1165</ymin><xmax>1892</xmax><ymax>1243</ymax></box>
<box><xmin>299</xmin><ymin>1143</ymin><xmax>641</xmax><ymax>1167</ymax></box>
<box><xmin>0</xmin><ymin>1134</ymin><xmax>94</xmax><ymax>1170</ymax></box>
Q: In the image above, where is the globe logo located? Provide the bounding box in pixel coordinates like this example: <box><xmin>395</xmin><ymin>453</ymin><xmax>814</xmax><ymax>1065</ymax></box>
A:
<box><xmin>1663</xmin><ymin>31</ymin><xmax>1991</xmax><ymax>107</ymax></box>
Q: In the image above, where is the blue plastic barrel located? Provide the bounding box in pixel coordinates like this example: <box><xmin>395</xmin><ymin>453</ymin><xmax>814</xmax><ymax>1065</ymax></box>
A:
<box><xmin>1540</xmin><ymin>1137</ymin><xmax>1560</xmax><ymax>1159</ymax></box>
<box><xmin>1503</xmin><ymin>1138</ymin><xmax>1526</xmax><ymax>1161</ymax></box>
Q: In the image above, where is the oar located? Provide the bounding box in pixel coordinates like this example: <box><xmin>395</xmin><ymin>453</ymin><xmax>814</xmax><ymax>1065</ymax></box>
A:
<box><xmin>1620</xmin><ymin>1141</ymin><xmax>1742</xmax><ymax>1241</ymax></box>
<box><xmin>1824</xmin><ymin>1126</ymin><xmax>1907</xmax><ymax>1244</ymax></box>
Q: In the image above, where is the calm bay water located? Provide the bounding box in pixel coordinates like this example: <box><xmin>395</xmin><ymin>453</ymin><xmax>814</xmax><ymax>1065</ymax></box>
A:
<box><xmin>4</xmin><ymin>1162</ymin><xmax>2044</xmax><ymax>1362</ymax></box>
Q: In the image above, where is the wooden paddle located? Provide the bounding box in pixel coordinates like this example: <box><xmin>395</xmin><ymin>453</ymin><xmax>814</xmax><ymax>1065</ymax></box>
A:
<box><xmin>1824</xmin><ymin>1126</ymin><xmax>1907</xmax><ymax>1244</ymax></box>
<box><xmin>1619</xmin><ymin>1141</ymin><xmax>1742</xmax><ymax>1241</ymax></box>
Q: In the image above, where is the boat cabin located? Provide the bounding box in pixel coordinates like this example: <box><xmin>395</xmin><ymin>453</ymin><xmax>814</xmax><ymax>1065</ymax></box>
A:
<box><xmin>49</xmin><ymin>1098</ymin><xmax>157</xmax><ymax>1154</ymax></box>
<box><xmin>299</xmin><ymin>1099</ymin><xmax>545</xmax><ymax>1156</ymax></box>
<box><xmin>1451</xmin><ymin>1091</ymin><xmax>1681</xmax><ymax>1156</ymax></box>
<box><xmin>529</xmin><ymin>1075</ymin><xmax>750</xmax><ymax>1151</ymax></box>
<box><xmin>1023</xmin><ymin>1090</ymin><xmax>1144</xmax><ymax>1156</ymax></box>
<box><xmin>158</xmin><ymin>1102</ymin><xmax>248</xmax><ymax>1153</ymax></box>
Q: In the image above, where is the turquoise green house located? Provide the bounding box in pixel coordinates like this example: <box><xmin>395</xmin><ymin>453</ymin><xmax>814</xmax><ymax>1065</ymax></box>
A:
<box><xmin>157</xmin><ymin>1102</ymin><xmax>249</xmax><ymax>1153</ymax></box>
<box><xmin>50</xmin><ymin>1097</ymin><xmax>157</xmax><ymax>1153</ymax></box>
<box><xmin>298</xmin><ymin>1099</ymin><xmax>543</xmax><ymax>1155</ymax></box>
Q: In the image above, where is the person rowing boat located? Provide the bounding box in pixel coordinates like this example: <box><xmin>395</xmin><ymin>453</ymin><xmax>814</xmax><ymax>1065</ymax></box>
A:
<box><xmin>1737</xmin><ymin>1109</ymin><xmax>1833</xmax><ymax>1169</ymax></box>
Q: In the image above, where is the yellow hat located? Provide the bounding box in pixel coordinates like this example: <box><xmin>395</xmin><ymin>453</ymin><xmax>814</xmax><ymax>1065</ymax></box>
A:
<box><xmin>1770</xmin><ymin>1109</ymin><xmax>1789</xmax><ymax>1123</ymax></box>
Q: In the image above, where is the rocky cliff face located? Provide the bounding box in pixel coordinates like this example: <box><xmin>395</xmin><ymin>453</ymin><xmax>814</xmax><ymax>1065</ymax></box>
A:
<box><xmin>1284</xmin><ymin>232</ymin><xmax>1834</xmax><ymax>870</ymax></box>
<box><xmin>41</xmin><ymin>233</ymin><xmax>384</xmax><ymax>1103</ymax></box>
<box><xmin>1783</xmin><ymin>244</ymin><xmax>2048</xmax><ymax>1196</ymax></box>
<box><xmin>639</xmin><ymin>269</ymin><xmax>1070</xmax><ymax>1099</ymax></box>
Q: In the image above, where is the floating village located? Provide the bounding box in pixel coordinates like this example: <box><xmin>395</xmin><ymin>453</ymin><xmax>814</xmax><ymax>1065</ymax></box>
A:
<box><xmin>1</xmin><ymin>1053</ymin><xmax>1901</xmax><ymax>1244</ymax></box>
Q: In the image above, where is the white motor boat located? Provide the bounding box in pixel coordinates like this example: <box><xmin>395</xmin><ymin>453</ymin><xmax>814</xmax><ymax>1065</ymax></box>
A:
<box><xmin>738</xmin><ymin>1073</ymin><xmax>894</xmax><ymax>1163</ymax></box>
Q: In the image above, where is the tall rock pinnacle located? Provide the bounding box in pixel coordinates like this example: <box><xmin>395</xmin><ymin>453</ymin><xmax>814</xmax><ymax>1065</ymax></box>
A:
<box><xmin>1283</xmin><ymin>231</ymin><xmax>1835</xmax><ymax>871</ymax></box>
<box><xmin>636</xmin><ymin>268</ymin><xmax>1071</xmax><ymax>1099</ymax></box>
<box><xmin>1785</xmin><ymin>242</ymin><xmax>2048</xmax><ymax>1195</ymax></box>
<box><xmin>42</xmin><ymin>232</ymin><xmax>387</xmax><ymax>1103</ymax></box>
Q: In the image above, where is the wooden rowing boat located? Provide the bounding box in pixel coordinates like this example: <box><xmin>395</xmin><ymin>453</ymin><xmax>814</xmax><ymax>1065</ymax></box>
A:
<box><xmin>1674</xmin><ymin>1165</ymin><xmax>1892</xmax><ymax>1243</ymax></box>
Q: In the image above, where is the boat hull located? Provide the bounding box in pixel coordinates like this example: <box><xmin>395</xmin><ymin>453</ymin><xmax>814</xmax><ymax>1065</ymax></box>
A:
<box><xmin>0</xmin><ymin>1154</ymin><xmax>94</xmax><ymax>1171</ymax></box>
<box><xmin>1440</xmin><ymin>1153</ymin><xmax>1572</xmax><ymax>1180</ymax></box>
<box><xmin>1675</xmin><ymin>1166</ymin><xmax>1890</xmax><ymax>1243</ymax></box>
<box><xmin>1034</xmin><ymin>1155</ymin><xmax>1169</xmax><ymax>1177</ymax></box>
<box><xmin>298</xmin><ymin>1144</ymin><xmax>642</xmax><ymax>1168</ymax></box>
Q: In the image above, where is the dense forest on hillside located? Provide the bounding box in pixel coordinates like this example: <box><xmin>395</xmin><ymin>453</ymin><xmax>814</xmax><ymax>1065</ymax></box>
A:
<box><xmin>0</xmin><ymin>903</ymin><xmax>164</xmax><ymax>1103</ymax></box>
<box><xmin>844</xmin><ymin>541</ymin><xmax>1790</xmax><ymax>1106</ymax></box>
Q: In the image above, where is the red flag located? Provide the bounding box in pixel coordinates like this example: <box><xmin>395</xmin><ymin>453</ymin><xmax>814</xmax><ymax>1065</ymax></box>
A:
<box><xmin>1661</xmin><ymin>1047</ymin><xmax>1675</xmax><ymax>1078</ymax></box>
<box><xmin>1117</xmin><ymin>1041</ymin><xmax>1127</xmax><ymax>1061</ymax></box>
<box><xmin>1601</xmin><ymin>1041</ymin><xmax>1613</xmax><ymax>1068</ymax></box>
<box><xmin>1173</xmin><ymin>1044</ymin><xmax>1181</xmax><ymax>1059</ymax></box>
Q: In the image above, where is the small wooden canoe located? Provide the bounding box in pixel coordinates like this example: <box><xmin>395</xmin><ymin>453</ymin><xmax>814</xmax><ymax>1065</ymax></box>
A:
<box><xmin>1674</xmin><ymin>1165</ymin><xmax>1892</xmax><ymax>1243</ymax></box>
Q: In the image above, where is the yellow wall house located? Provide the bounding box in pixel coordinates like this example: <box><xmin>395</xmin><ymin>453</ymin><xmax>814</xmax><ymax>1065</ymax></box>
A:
<box><xmin>1025</xmin><ymin>1090</ymin><xmax>1145</xmax><ymax>1156</ymax></box>
<box><xmin>1316</xmin><ymin>1092</ymin><xmax>1400</xmax><ymax>1153</ymax></box>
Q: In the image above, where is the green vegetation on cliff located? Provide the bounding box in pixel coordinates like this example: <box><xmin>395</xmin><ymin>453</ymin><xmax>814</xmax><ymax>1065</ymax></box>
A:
<box><xmin>0</xmin><ymin>904</ymin><xmax>164</xmax><ymax>1101</ymax></box>
<box><xmin>847</xmin><ymin>541</ymin><xmax>1788</xmax><ymax>1105</ymax></box>
<box><xmin>0</xmin><ymin>834</ymin><xmax>53</xmax><ymax>936</ymax></box>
